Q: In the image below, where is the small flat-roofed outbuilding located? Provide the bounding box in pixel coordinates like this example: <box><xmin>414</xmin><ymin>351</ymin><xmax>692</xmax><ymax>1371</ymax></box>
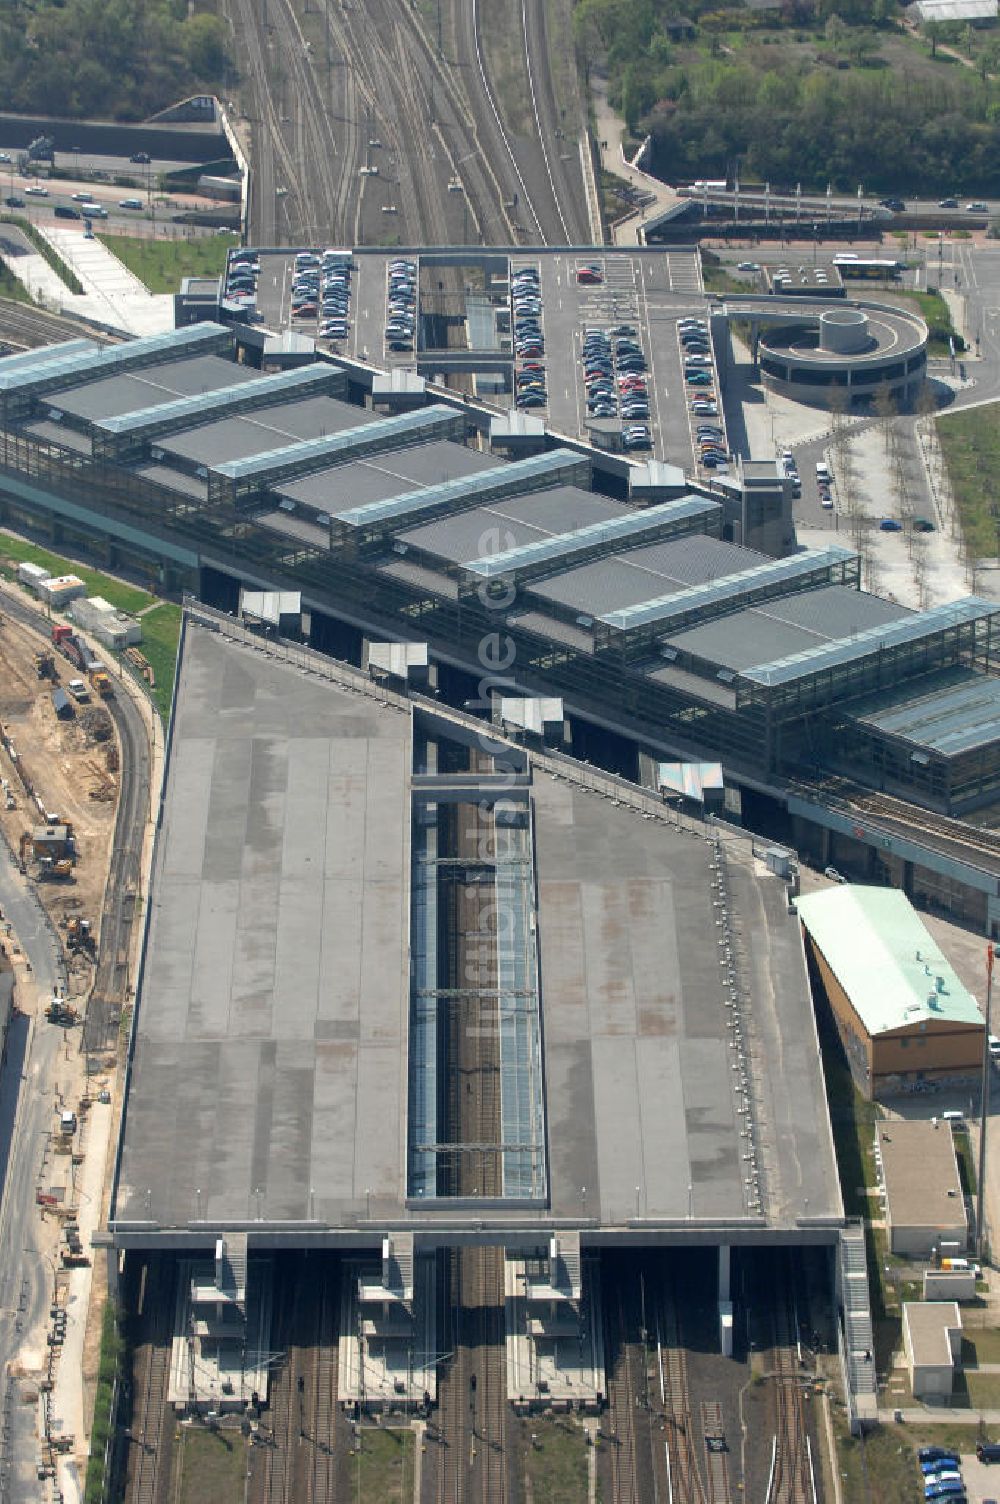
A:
<box><xmin>795</xmin><ymin>885</ymin><xmax>985</xmax><ymax>1096</ymax></box>
<box><xmin>903</xmin><ymin>1301</ymin><xmax>962</xmax><ymax>1399</ymax></box>
<box><xmin>875</xmin><ymin>1119</ymin><xmax>966</xmax><ymax>1257</ymax></box>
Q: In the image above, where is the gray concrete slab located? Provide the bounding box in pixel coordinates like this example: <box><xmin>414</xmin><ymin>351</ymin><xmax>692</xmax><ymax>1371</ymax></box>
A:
<box><xmin>115</xmin><ymin>621</ymin><xmax>411</xmax><ymax>1230</ymax></box>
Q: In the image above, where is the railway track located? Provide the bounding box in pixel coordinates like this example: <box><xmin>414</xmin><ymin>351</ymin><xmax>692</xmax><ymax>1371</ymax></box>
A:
<box><xmin>433</xmin><ymin>783</ymin><xmax>508</xmax><ymax>1503</ymax></box>
<box><xmin>520</xmin><ymin>0</ymin><xmax>590</xmax><ymax>243</ymax></box>
<box><xmin>126</xmin><ymin>1257</ymin><xmax>176</xmax><ymax>1504</ymax></box>
<box><xmin>658</xmin><ymin>1280</ymin><xmax>706</xmax><ymax>1504</ymax></box>
<box><xmin>764</xmin><ymin>1258</ymin><xmax>812</xmax><ymax>1504</ymax></box>
<box><xmin>605</xmin><ymin>1284</ymin><xmax>640</xmax><ymax>1504</ymax></box>
<box><xmin>303</xmin><ymin>1266</ymin><xmax>340</xmax><ymax>1504</ymax></box>
<box><xmin>0</xmin><ymin>297</ymin><xmax>106</xmax><ymax>348</ymax></box>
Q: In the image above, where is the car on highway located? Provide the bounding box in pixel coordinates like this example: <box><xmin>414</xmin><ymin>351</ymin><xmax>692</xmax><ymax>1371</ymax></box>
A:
<box><xmin>880</xmin><ymin>197</ymin><xmax>906</xmax><ymax>211</ymax></box>
<box><xmin>82</xmin><ymin>202</ymin><xmax>108</xmax><ymax>218</ymax></box>
<box><xmin>913</xmin><ymin>516</ymin><xmax>936</xmax><ymax>532</ymax></box>
<box><xmin>737</xmin><ymin>261</ymin><xmax>760</xmax><ymax>272</ymax></box>
<box><xmin>130</xmin><ymin>151</ymin><xmax>151</xmax><ymax>164</ymax></box>
<box><xmin>54</xmin><ymin>205</ymin><xmax>81</xmax><ymax>219</ymax></box>
<box><xmin>119</xmin><ymin>197</ymin><xmax>143</xmax><ymax>210</ymax></box>
<box><xmin>967</xmin><ymin>201</ymin><xmax>989</xmax><ymax>212</ymax></box>
<box><xmin>879</xmin><ymin>517</ymin><xmax>903</xmax><ymax>531</ymax></box>
<box><xmin>71</xmin><ymin>191</ymin><xmax>95</xmax><ymax>202</ymax></box>
<box><xmin>4</xmin><ymin>195</ymin><xmax>24</xmax><ymax>208</ymax></box>
<box><xmin>0</xmin><ymin>152</ymin><xmax>9</xmax><ymax>164</ymax></box>
<box><xmin>24</xmin><ymin>184</ymin><xmax>49</xmax><ymax>196</ymax></box>
<box><xmin>938</xmin><ymin>197</ymin><xmax>958</xmax><ymax>209</ymax></box>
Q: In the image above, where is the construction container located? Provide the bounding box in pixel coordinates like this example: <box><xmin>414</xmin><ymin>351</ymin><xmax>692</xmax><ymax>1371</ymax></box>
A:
<box><xmin>18</xmin><ymin>561</ymin><xmax>51</xmax><ymax>593</ymax></box>
<box><xmin>69</xmin><ymin>595</ymin><xmax>142</xmax><ymax>649</ymax></box>
<box><xmin>50</xmin><ymin>687</ymin><xmax>74</xmax><ymax>720</ymax></box>
<box><xmin>38</xmin><ymin>575</ymin><xmax>86</xmax><ymax>610</ymax></box>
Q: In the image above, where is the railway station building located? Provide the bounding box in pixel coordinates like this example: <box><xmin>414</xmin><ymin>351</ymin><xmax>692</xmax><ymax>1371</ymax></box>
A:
<box><xmin>1</xmin><ymin>323</ymin><xmax>999</xmax><ymax>937</ymax></box>
<box><xmin>104</xmin><ymin>608</ymin><xmax>846</xmax><ymax>1411</ymax></box>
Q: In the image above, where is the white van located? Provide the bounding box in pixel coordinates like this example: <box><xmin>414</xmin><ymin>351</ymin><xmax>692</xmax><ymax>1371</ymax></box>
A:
<box><xmin>816</xmin><ymin>461</ymin><xmax>831</xmax><ymax>481</ymax></box>
<box><xmin>941</xmin><ymin>1110</ymin><xmax>965</xmax><ymax>1124</ymax></box>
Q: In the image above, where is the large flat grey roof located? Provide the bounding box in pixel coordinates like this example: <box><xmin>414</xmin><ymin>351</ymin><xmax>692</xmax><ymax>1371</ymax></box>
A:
<box><xmin>157</xmin><ymin>395</ymin><xmax>375</xmax><ymax>467</ymax></box>
<box><xmin>396</xmin><ymin>486</ymin><xmax>623</xmax><ymax>567</ymax></box>
<box><xmin>665</xmin><ymin>583</ymin><xmax>910</xmax><ymax>672</ymax></box>
<box><xmin>115</xmin><ymin>620</ymin><xmax>411</xmax><ymax>1230</ymax></box>
<box><xmin>114</xmin><ymin>621</ymin><xmax>841</xmax><ymax>1242</ymax></box>
<box><xmin>528</xmin><ymin>533</ymin><xmax>768</xmax><ymax>617</ymax></box>
<box><xmin>46</xmin><ymin>354</ymin><xmax>256</xmax><ymax>423</ymax></box>
<box><xmin>275</xmin><ymin>440</ymin><xmax>497</xmax><ymax>512</ymax></box>
<box><xmin>535</xmin><ymin>780</ymin><xmax>842</xmax><ymax>1226</ymax></box>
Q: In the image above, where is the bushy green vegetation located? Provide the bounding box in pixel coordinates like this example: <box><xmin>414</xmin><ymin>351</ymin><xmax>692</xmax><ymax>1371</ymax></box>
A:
<box><xmin>84</xmin><ymin>1303</ymin><xmax>122</xmax><ymax>1503</ymax></box>
<box><xmin>98</xmin><ymin>233</ymin><xmax>238</xmax><ymax>295</ymax></box>
<box><xmin>0</xmin><ymin>267</ymin><xmax>30</xmax><ymax>305</ymax></box>
<box><xmin>0</xmin><ymin>0</ymin><xmax>227</xmax><ymax>120</ymax></box>
<box><xmin>573</xmin><ymin>0</ymin><xmax>1000</xmax><ymax>192</ymax></box>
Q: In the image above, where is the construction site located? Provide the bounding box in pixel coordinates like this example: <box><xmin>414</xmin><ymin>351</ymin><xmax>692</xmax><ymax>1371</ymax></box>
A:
<box><xmin>99</xmin><ymin>606</ymin><xmax>858</xmax><ymax>1504</ymax></box>
<box><xmin>0</xmin><ymin>604</ymin><xmax>119</xmax><ymax>1001</ymax></box>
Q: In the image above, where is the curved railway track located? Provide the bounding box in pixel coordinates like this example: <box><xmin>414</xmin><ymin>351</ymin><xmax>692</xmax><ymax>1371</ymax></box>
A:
<box><xmin>765</xmin><ymin>1257</ymin><xmax>813</xmax><ymax>1504</ymax></box>
<box><xmin>467</xmin><ymin>0</ymin><xmax>546</xmax><ymax>243</ymax></box>
<box><xmin>520</xmin><ymin>0</ymin><xmax>589</xmax><ymax>243</ymax></box>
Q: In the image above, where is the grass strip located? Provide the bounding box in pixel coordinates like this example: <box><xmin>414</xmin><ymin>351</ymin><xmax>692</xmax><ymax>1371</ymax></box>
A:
<box><xmin>97</xmin><ymin>232</ymin><xmax>238</xmax><ymax>294</ymax></box>
<box><xmin>0</xmin><ymin>531</ymin><xmax>154</xmax><ymax>613</ymax></box>
<box><xmin>937</xmin><ymin>401</ymin><xmax>1000</xmax><ymax>560</ymax></box>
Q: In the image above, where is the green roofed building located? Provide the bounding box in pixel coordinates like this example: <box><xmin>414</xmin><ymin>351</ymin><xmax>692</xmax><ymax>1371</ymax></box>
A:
<box><xmin>794</xmin><ymin>885</ymin><xmax>985</xmax><ymax>1098</ymax></box>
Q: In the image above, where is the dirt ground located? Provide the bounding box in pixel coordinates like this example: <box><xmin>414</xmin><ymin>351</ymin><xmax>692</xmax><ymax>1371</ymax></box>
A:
<box><xmin>0</xmin><ymin>610</ymin><xmax>119</xmax><ymax>1006</ymax></box>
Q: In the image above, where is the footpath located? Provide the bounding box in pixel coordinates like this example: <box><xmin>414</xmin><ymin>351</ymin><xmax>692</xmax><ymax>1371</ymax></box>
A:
<box><xmin>590</xmin><ymin>73</ymin><xmax>682</xmax><ymax>246</ymax></box>
<box><xmin>0</xmin><ymin>224</ymin><xmax>174</xmax><ymax>337</ymax></box>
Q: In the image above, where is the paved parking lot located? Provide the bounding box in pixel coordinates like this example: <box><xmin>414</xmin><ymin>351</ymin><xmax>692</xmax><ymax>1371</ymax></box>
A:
<box><xmin>245</xmin><ymin>245</ymin><xmax>715</xmax><ymax>469</ymax></box>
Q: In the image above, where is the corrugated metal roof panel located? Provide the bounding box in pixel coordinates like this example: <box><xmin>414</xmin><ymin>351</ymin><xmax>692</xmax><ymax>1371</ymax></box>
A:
<box><xmin>744</xmin><ymin>597</ymin><xmax>998</xmax><ymax>688</ymax></box>
<box><xmin>794</xmin><ymin>885</ymin><xmax>984</xmax><ymax>1035</ymax></box>
<box><xmin>852</xmin><ymin>669</ymin><xmax>1000</xmax><ymax>757</ymax></box>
